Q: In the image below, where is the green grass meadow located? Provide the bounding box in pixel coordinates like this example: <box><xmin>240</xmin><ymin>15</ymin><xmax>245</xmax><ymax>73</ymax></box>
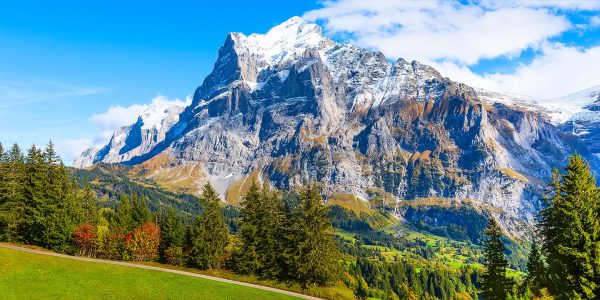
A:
<box><xmin>0</xmin><ymin>248</ymin><xmax>299</xmax><ymax>300</ymax></box>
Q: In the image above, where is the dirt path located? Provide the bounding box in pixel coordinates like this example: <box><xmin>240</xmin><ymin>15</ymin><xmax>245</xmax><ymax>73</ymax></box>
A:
<box><xmin>0</xmin><ymin>243</ymin><xmax>322</xmax><ymax>300</ymax></box>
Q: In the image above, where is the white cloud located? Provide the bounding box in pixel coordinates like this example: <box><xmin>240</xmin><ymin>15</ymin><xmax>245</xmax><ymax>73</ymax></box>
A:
<box><xmin>479</xmin><ymin>0</ymin><xmax>600</xmax><ymax>10</ymax></box>
<box><xmin>304</xmin><ymin>0</ymin><xmax>600</xmax><ymax>98</ymax></box>
<box><xmin>89</xmin><ymin>95</ymin><xmax>191</xmax><ymax>143</ymax></box>
<box><xmin>434</xmin><ymin>42</ymin><xmax>600</xmax><ymax>98</ymax></box>
<box><xmin>55</xmin><ymin>138</ymin><xmax>93</xmax><ymax>166</ymax></box>
<box><xmin>305</xmin><ymin>0</ymin><xmax>570</xmax><ymax>65</ymax></box>
<box><xmin>89</xmin><ymin>102</ymin><xmax>148</xmax><ymax>141</ymax></box>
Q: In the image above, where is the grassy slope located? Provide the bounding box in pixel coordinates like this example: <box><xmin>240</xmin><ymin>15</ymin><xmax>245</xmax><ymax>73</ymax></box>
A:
<box><xmin>0</xmin><ymin>248</ymin><xmax>298</xmax><ymax>300</ymax></box>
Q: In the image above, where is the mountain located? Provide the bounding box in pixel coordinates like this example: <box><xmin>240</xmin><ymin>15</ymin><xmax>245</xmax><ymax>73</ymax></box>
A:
<box><xmin>550</xmin><ymin>86</ymin><xmax>600</xmax><ymax>158</ymax></box>
<box><xmin>74</xmin><ymin>97</ymin><xmax>189</xmax><ymax>168</ymax></box>
<box><xmin>476</xmin><ymin>85</ymin><xmax>600</xmax><ymax>158</ymax></box>
<box><xmin>75</xmin><ymin>17</ymin><xmax>598</xmax><ymax>236</ymax></box>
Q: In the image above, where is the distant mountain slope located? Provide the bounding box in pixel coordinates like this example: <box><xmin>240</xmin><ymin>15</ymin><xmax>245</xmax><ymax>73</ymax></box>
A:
<box><xmin>476</xmin><ymin>85</ymin><xmax>600</xmax><ymax>159</ymax></box>
<box><xmin>551</xmin><ymin>86</ymin><xmax>600</xmax><ymax>158</ymax></box>
<box><xmin>70</xmin><ymin>163</ymin><xmax>201</xmax><ymax>215</ymax></box>
<box><xmin>75</xmin><ymin>17</ymin><xmax>599</xmax><ymax>236</ymax></box>
<box><xmin>74</xmin><ymin>98</ymin><xmax>188</xmax><ymax>168</ymax></box>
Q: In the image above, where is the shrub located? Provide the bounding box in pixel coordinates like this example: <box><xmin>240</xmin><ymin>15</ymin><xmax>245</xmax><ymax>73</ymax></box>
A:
<box><xmin>73</xmin><ymin>223</ymin><xmax>97</xmax><ymax>256</ymax></box>
<box><xmin>164</xmin><ymin>246</ymin><xmax>185</xmax><ymax>266</ymax></box>
<box><xmin>124</xmin><ymin>222</ymin><xmax>160</xmax><ymax>262</ymax></box>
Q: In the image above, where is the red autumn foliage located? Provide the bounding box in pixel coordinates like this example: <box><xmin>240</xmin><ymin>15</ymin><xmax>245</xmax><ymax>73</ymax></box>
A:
<box><xmin>73</xmin><ymin>223</ymin><xmax>97</xmax><ymax>256</ymax></box>
<box><xmin>124</xmin><ymin>222</ymin><xmax>160</xmax><ymax>261</ymax></box>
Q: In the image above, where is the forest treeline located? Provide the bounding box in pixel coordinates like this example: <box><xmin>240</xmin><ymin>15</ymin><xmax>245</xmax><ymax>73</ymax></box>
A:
<box><xmin>0</xmin><ymin>142</ymin><xmax>480</xmax><ymax>298</ymax></box>
<box><xmin>0</xmin><ymin>142</ymin><xmax>340</xmax><ymax>287</ymax></box>
<box><xmin>2</xmin><ymin>141</ymin><xmax>599</xmax><ymax>299</ymax></box>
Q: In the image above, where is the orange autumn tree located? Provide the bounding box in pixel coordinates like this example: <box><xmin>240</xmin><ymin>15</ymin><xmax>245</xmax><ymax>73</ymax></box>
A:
<box><xmin>73</xmin><ymin>223</ymin><xmax>97</xmax><ymax>256</ymax></box>
<box><xmin>124</xmin><ymin>222</ymin><xmax>160</xmax><ymax>261</ymax></box>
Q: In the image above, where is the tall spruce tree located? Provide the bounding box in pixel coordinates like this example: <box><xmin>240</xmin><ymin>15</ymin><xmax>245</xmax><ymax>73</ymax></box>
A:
<box><xmin>0</xmin><ymin>143</ymin><xmax>26</xmax><ymax>242</ymax></box>
<box><xmin>131</xmin><ymin>194</ymin><xmax>151</xmax><ymax>226</ymax></box>
<box><xmin>43</xmin><ymin>141</ymin><xmax>61</xmax><ymax>165</ymax></box>
<box><xmin>538</xmin><ymin>168</ymin><xmax>565</xmax><ymax>295</ymax></box>
<box><xmin>234</xmin><ymin>181</ymin><xmax>262</xmax><ymax>274</ymax></box>
<box><xmin>480</xmin><ymin>218</ymin><xmax>509</xmax><ymax>300</ymax></box>
<box><xmin>539</xmin><ymin>155</ymin><xmax>600</xmax><ymax>299</ymax></box>
<box><xmin>526</xmin><ymin>240</ymin><xmax>546</xmax><ymax>295</ymax></box>
<box><xmin>190</xmin><ymin>183</ymin><xmax>228</xmax><ymax>269</ymax></box>
<box><xmin>234</xmin><ymin>181</ymin><xmax>284</xmax><ymax>277</ymax></box>
<box><xmin>116</xmin><ymin>194</ymin><xmax>134</xmax><ymax>231</ymax></box>
<box><xmin>42</xmin><ymin>142</ymin><xmax>79</xmax><ymax>251</ymax></box>
<box><xmin>280</xmin><ymin>183</ymin><xmax>339</xmax><ymax>286</ymax></box>
<box><xmin>19</xmin><ymin>143</ymin><xmax>78</xmax><ymax>251</ymax></box>
<box><xmin>0</xmin><ymin>142</ymin><xmax>4</xmax><ymax>237</ymax></box>
<box><xmin>258</xmin><ymin>186</ymin><xmax>284</xmax><ymax>278</ymax></box>
<box><xmin>22</xmin><ymin>145</ymin><xmax>48</xmax><ymax>246</ymax></box>
<box><xmin>80</xmin><ymin>184</ymin><xmax>99</xmax><ymax>224</ymax></box>
<box><xmin>160</xmin><ymin>207</ymin><xmax>184</xmax><ymax>256</ymax></box>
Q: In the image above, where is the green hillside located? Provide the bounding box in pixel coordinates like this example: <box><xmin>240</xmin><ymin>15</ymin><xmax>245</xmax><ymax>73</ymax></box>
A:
<box><xmin>0</xmin><ymin>247</ymin><xmax>298</xmax><ymax>300</ymax></box>
<box><xmin>69</xmin><ymin>163</ymin><xmax>203</xmax><ymax>215</ymax></box>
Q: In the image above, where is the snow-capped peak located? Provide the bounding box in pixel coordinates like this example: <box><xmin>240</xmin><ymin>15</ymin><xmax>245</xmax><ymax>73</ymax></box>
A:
<box><xmin>230</xmin><ymin>16</ymin><xmax>332</xmax><ymax>68</ymax></box>
<box><xmin>139</xmin><ymin>96</ymin><xmax>191</xmax><ymax>130</ymax></box>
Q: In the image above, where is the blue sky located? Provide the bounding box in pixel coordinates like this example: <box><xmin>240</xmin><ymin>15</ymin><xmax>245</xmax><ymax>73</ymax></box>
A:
<box><xmin>1</xmin><ymin>0</ymin><xmax>599</xmax><ymax>164</ymax></box>
<box><xmin>0</xmin><ymin>0</ymin><xmax>317</xmax><ymax>163</ymax></box>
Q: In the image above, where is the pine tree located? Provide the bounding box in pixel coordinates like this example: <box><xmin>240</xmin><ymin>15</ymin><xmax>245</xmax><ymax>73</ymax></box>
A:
<box><xmin>131</xmin><ymin>194</ymin><xmax>151</xmax><ymax>227</ymax></box>
<box><xmin>44</xmin><ymin>141</ymin><xmax>62</xmax><ymax>165</ymax></box>
<box><xmin>538</xmin><ymin>168</ymin><xmax>565</xmax><ymax>295</ymax></box>
<box><xmin>190</xmin><ymin>183</ymin><xmax>228</xmax><ymax>269</ymax></box>
<box><xmin>539</xmin><ymin>155</ymin><xmax>600</xmax><ymax>299</ymax></box>
<box><xmin>41</xmin><ymin>142</ymin><xmax>79</xmax><ymax>251</ymax></box>
<box><xmin>22</xmin><ymin>145</ymin><xmax>48</xmax><ymax>246</ymax></box>
<box><xmin>6</xmin><ymin>143</ymin><xmax>25</xmax><ymax>164</ymax></box>
<box><xmin>116</xmin><ymin>194</ymin><xmax>134</xmax><ymax>231</ymax></box>
<box><xmin>234</xmin><ymin>181</ymin><xmax>262</xmax><ymax>274</ymax></box>
<box><xmin>159</xmin><ymin>207</ymin><xmax>184</xmax><ymax>258</ymax></box>
<box><xmin>234</xmin><ymin>181</ymin><xmax>284</xmax><ymax>277</ymax></box>
<box><xmin>526</xmin><ymin>240</ymin><xmax>546</xmax><ymax>296</ymax></box>
<box><xmin>257</xmin><ymin>186</ymin><xmax>284</xmax><ymax>278</ymax></box>
<box><xmin>480</xmin><ymin>218</ymin><xmax>509</xmax><ymax>300</ymax></box>
<box><xmin>19</xmin><ymin>143</ymin><xmax>78</xmax><ymax>251</ymax></box>
<box><xmin>80</xmin><ymin>184</ymin><xmax>99</xmax><ymax>224</ymax></box>
<box><xmin>280</xmin><ymin>183</ymin><xmax>339</xmax><ymax>286</ymax></box>
<box><xmin>0</xmin><ymin>143</ymin><xmax>26</xmax><ymax>242</ymax></box>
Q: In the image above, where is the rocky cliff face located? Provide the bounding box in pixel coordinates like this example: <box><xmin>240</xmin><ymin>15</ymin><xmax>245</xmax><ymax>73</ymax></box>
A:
<box><xmin>75</xmin><ymin>17</ymin><xmax>599</xmax><ymax>236</ymax></box>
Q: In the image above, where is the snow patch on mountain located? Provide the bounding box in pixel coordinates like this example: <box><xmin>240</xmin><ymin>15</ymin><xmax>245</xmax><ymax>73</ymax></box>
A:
<box><xmin>74</xmin><ymin>96</ymin><xmax>190</xmax><ymax>168</ymax></box>
<box><xmin>140</xmin><ymin>96</ymin><xmax>191</xmax><ymax>130</ymax></box>
<box><xmin>232</xmin><ymin>16</ymin><xmax>330</xmax><ymax>68</ymax></box>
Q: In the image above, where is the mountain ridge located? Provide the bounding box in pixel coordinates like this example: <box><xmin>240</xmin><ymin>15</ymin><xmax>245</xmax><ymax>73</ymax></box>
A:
<box><xmin>75</xmin><ymin>16</ymin><xmax>599</xmax><ymax>236</ymax></box>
